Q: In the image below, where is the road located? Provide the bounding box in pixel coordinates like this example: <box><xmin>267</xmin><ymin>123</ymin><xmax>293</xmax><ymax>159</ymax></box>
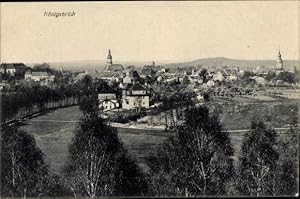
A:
<box><xmin>28</xmin><ymin>119</ymin><xmax>297</xmax><ymax>134</ymax></box>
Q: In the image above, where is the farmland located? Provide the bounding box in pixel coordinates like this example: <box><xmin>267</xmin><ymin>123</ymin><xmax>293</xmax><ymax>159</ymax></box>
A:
<box><xmin>18</xmin><ymin>100</ymin><xmax>298</xmax><ymax>173</ymax></box>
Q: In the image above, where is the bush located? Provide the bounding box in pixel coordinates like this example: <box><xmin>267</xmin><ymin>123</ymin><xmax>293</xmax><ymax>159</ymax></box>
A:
<box><xmin>109</xmin><ymin>111</ymin><xmax>145</xmax><ymax>123</ymax></box>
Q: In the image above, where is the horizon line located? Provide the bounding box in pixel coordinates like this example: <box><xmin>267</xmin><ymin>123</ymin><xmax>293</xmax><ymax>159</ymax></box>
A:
<box><xmin>2</xmin><ymin>56</ymin><xmax>300</xmax><ymax>65</ymax></box>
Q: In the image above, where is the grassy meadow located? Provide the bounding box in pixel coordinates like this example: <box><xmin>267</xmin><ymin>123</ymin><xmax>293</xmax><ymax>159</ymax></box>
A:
<box><xmin>18</xmin><ymin>99</ymin><xmax>298</xmax><ymax>173</ymax></box>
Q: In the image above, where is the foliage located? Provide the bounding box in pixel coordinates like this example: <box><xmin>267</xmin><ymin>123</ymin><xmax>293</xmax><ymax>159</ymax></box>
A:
<box><xmin>159</xmin><ymin>86</ymin><xmax>196</xmax><ymax>129</ymax></box>
<box><xmin>1</xmin><ymin>127</ymin><xmax>49</xmax><ymax>198</ymax></box>
<box><xmin>79</xmin><ymin>95</ymin><xmax>99</xmax><ymax>115</ymax></box>
<box><xmin>1</xmin><ymin>82</ymin><xmax>79</xmax><ymax>125</ymax></box>
<box><xmin>109</xmin><ymin>111</ymin><xmax>144</xmax><ymax>123</ymax></box>
<box><xmin>236</xmin><ymin>119</ymin><xmax>279</xmax><ymax>196</ymax></box>
<box><xmin>265</xmin><ymin>71</ymin><xmax>276</xmax><ymax>81</ymax></box>
<box><xmin>62</xmin><ymin>108</ymin><xmax>147</xmax><ymax>197</ymax></box>
<box><xmin>276</xmin><ymin>71</ymin><xmax>297</xmax><ymax>83</ymax></box>
<box><xmin>274</xmin><ymin>128</ymin><xmax>299</xmax><ymax>196</ymax></box>
<box><xmin>148</xmin><ymin>106</ymin><xmax>235</xmax><ymax>196</ymax></box>
<box><xmin>199</xmin><ymin>68</ymin><xmax>208</xmax><ymax>82</ymax></box>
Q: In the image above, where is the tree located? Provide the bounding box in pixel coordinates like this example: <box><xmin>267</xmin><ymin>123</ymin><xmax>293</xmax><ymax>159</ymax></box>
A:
<box><xmin>274</xmin><ymin>128</ymin><xmax>299</xmax><ymax>196</ymax></box>
<box><xmin>1</xmin><ymin>127</ymin><xmax>49</xmax><ymax>198</ymax></box>
<box><xmin>62</xmin><ymin>112</ymin><xmax>120</xmax><ymax>198</ymax></box>
<box><xmin>148</xmin><ymin>106</ymin><xmax>235</xmax><ymax>196</ymax></box>
<box><xmin>237</xmin><ymin>119</ymin><xmax>279</xmax><ymax>196</ymax></box>
<box><xmin>199</xmin><ymin>68</ymin><xmax>208</xmax><ymax>78</ymax></box>
<box><xmin>62</xmin><ymin>106</ymin><xmax>147</xmax><ymax>197</ymax></box>
<box><xmin>33</xmin><ymin>63</ymin><xmax>51</xmax><ymax>72</ymax></box>
<box><xmin>182</xmin><ymin>76</ymin><xmax>190</xmax><ymax>85</ymax></box>
<box><xmin>79</xmin><ymin>95</ymin><xmax>99</xmax><ymax>115</ymax></box>
<box><xmin>276</xmin><ymin>71</ymin><xmax>296</xmax><ymax>83</ymax></box>
<box><xmin>266</xmin><ymin>71</ymin><xmax>276</xmax><ymax>81</ymax></box>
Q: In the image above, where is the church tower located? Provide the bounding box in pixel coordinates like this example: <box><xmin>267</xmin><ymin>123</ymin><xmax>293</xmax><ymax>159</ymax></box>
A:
<box><xmin>275</xmin><ymin>50</ymin><xmax>284</xmax><ymax>75</ymax></box>
<box><xmin>106</xmin><ymin>49</ymin><xmax>113</xmax><ymax>70</ymax></box>
<box><xmin>276</xmin><ymin>49</ymin><xmax>283</xmax><ymax>70</ymax></box>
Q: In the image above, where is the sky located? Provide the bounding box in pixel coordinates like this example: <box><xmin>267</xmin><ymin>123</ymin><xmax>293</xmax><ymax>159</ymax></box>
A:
<box><xmin>1</xmin><ymin>1</ymin><xmax>299</xmax><ymax>63</ymax></box>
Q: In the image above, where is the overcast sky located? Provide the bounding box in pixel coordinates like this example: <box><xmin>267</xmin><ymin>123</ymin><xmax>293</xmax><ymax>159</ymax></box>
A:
<box><xmin>1</xmin><ymin>1</ymin><xmax>299</xmax><ymax>63</ymax></box>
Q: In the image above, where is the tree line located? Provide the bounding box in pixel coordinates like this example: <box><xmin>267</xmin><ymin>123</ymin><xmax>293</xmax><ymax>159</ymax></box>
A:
<box><xmin>1</xmin><ymin>83</ymin><xmax>80</xmax><ymax>125</ymax></box>
<box><xmin>0</xmin><ymin>74</ymin><xmax>114</xmax><ymax>126</ymax></box>
<box><xmin>1</xmin><ymin>101</ymin><xmax>298</xmax><ymax>197</ymax></box>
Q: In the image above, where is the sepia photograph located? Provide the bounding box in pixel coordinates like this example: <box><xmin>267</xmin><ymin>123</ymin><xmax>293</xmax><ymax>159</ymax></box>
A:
<box><xmin>0</xmin><ymin>1</ymin><xmax>299</xmax><ymax>198</ymax></box>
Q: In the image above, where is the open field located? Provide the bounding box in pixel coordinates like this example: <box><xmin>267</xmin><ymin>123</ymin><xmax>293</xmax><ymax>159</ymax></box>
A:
<box><xmin>19</xmin><ymin>106</ymin><xmax>82</xmax><ymax>173</ymax></box>
<box><xmin>18</xmin><ymin>103</ymin><xmax>298</xmax><ymax>173</ymax></box>
<box><xmin>137</xmin><ymin>97</ymin><xmax>299</xmax><ymax>130</ymax></box>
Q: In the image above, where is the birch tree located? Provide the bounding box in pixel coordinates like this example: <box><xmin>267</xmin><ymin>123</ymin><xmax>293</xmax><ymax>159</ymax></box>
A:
<box><xmin>237</xmin><ymin>119</ymin><xmax>279</xmax><ymax>196</ymax></box>
<box><xmin>62</xmin><ymin>104</ymin><xmax>147</xmax><ymax>197</ymax></box>
<box><xmin>1</xmin><ymin>127</ymin><xmax>49</xmax><ymax>199</ymax></box>
<box><xmin>273</xmin><ymin>128</ymin><xmax>299</xmax><ymax>196</ymax></box>
<box><xmin>62</xmin><ymin>113</ymin><xmax>120</xmax><ymax>198</ymax></box>
<box><xmin>148</xmin><ymin>106</ymin><xmax>235</xmax><ymax>196</ymax></box>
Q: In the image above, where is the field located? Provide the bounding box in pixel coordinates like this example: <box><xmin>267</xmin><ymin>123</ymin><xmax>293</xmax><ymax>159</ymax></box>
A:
<box><xmin>18</xmin><ymin>102</ymin><xmax>297</xmax><ymax>174</ymax></box>
<box><xmin>19</xmin><ymin>106</ymin><xmax>82</xmax><ymax>173</ymax></box>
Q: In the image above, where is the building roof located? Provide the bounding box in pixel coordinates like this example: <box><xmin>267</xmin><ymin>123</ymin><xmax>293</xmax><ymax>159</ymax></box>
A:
<box><xmin>26</xmin><ymin>71</ymin><xmax>50</xmax><ymax>76</ymax></box>
<box><xmin>97</xmin><ymin>70</ymin><xmax>125</xmax><ymax>78</ymax></box>
<box><xmin>98</xmin><ymin>93</ymin><xmax>117</xmax><ymax>101</ymax></box>
<box><xmin>126</xmin><ymin>83</ymin><xmax>146</xmax><ymax>91</ymax></box>
<box><xmin>141</xmin><ymin>67</ymin><xmax>156</xmax><ymax>76</ymax></box>
<box><xmin>124</xmin><ymin>83</ymin><xmax>149</xmax><ymax>96</ymax></box>
<box><xmin>0</xmin><ymin>63</ymin><xmax>28</xmax><ymax>69</ymax></box>
<box><xmin>106</xmin><ymin>64</ymin><xmax>124</xmax><ymax>72</ymax></box>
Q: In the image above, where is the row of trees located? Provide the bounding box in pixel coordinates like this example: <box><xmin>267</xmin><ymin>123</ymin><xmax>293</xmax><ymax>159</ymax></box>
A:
<box><xmin>1</xmin><ymin>104</ymin><xmax>298</xmax><ymax>197</ymax></box>
<box><xmin>0</xmin><ymin>73</ymin><xmax>115</xmax><ymax>125</ymax></box>
<box><xmin>159</xmin><ymin>88</ymin><xmax>196</xmax><ymax>130</ymax></box>
<box><xmin>146</xmin><ymin>106</ymin><xmax>298</xmax><ymax>196</ymax></box>
<box><xmin>1</xmin><ymin>83</ymin><xmax>79</xmax><ymax>125</ymax></box>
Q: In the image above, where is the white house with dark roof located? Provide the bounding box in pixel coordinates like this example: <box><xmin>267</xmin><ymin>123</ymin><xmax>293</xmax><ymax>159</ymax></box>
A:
<box><xmin>98</xmin><ymin>93</ymin><xmax>119</xmax><ymax>112</ymax></box>
<box><xmin>122</xmin><ymin>83</ymin><xmax>150</xmax><ymax>110</ymax></box>
<box><xmin>25</xmin><ymin>71</ymin><xmax>55</xmax><ymax>82</ymax></box>
<box><xmin>0</xmin><ymin>63</ymin><xmax>28</xmax><ymax>77</ymax></box>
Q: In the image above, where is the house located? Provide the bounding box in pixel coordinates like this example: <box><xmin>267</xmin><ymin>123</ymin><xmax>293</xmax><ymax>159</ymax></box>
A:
<box><xmin>206</xmin><ymin>80</ymin><xmax>215</xmax><ymax>87</ymax></box>
<box><xmin>98</xmin><ymin>93</ymin><xmax>119</xmax><ymax>112</ymax></box>
<box><xmin>213</xmin><ymin>71</ymin><xmax>225</xmax><ymax>82</ymax></box>
<box><xmin>0</xmin><ymin>63</ymin><xmax>28</xmax><ymax>77</ymax></box>
<box><xmin>250</xmin><ymin>76</ymin><xmax>266</xmax><ymax>86</ymax></box>
<box><xmin>157</xmin><ymin>75</ymin><xmax>164</xmax><ymax>83</ymax></box>
<box><xmin>228</xmin><ymin>74</ymin><xmax>238</xmax><ymax>82</ymax></box>
<box><xmin>141</xmin><ymin>65</ymin><xmax>156</xmax><ymax>77</ymax></box>
<box><xmin>223</xmin><ymin>68</ymin><xmax>239</xmax><ymax>82</ymax></box>
<box><xmin>122</xmin><ymin>83</ymin><xmax>150</xmax><ymax>110</ymax></box>
<box><xmin>97</xmin><ymin>70</ymin><xmax>122</xmax><ymax>82</ymax></box>
<box><xmin>123</xmin><ymin>72</ymin><xmax>133</xmax><ymax>84</ymax></box>
<box><xmin>25</xmin><ymin>71</ymin><xmax>55</xmax><ymax>82</ymax></box>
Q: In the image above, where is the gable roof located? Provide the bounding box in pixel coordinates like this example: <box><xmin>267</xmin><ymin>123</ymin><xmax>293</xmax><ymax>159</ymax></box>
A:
<box><xmin>98</xmin><ymin>93</ymin><xmax>117</xmax><ymax>101</ymax></box>
<box><xmin>129</xmin><ymin>83</ymin><xmax>146</xmax><ymax>91</ymax></box>
<box><xmin>106</xmin><ymin>64</ymin><xmax>124</xmax><ymax>72</ymax></box>
<box><xmin>26</xmin><ymin>71</ymin><xmax>50</xmax><ymax>76</ymax></box>
<box><xmin>0</xmin><ymin>63</ymin><xmax>28</xmax><ymax>69</ymax></box>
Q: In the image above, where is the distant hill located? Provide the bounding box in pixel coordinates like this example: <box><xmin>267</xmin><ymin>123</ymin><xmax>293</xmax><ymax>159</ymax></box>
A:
<box><xmin>164</xmin><ymin>57</ymin><xmax>299</xmax><ymax>71</ymax></box>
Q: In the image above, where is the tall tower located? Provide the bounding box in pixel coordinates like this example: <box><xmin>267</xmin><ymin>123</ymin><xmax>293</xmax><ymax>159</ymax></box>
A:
<box><xmin>106</xmin><ymin>49</ymin><xmax>113</xmax><ymax>70</ymax></box>
<box><xmin>276</xmin><ymin>50</ymin><xmax>283</xmax><ymax>70</ymax></box>
<box><xmin>152</xmin><ymin>61</ymin><xmax>155</xmax><ymax>67</ymax></box>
